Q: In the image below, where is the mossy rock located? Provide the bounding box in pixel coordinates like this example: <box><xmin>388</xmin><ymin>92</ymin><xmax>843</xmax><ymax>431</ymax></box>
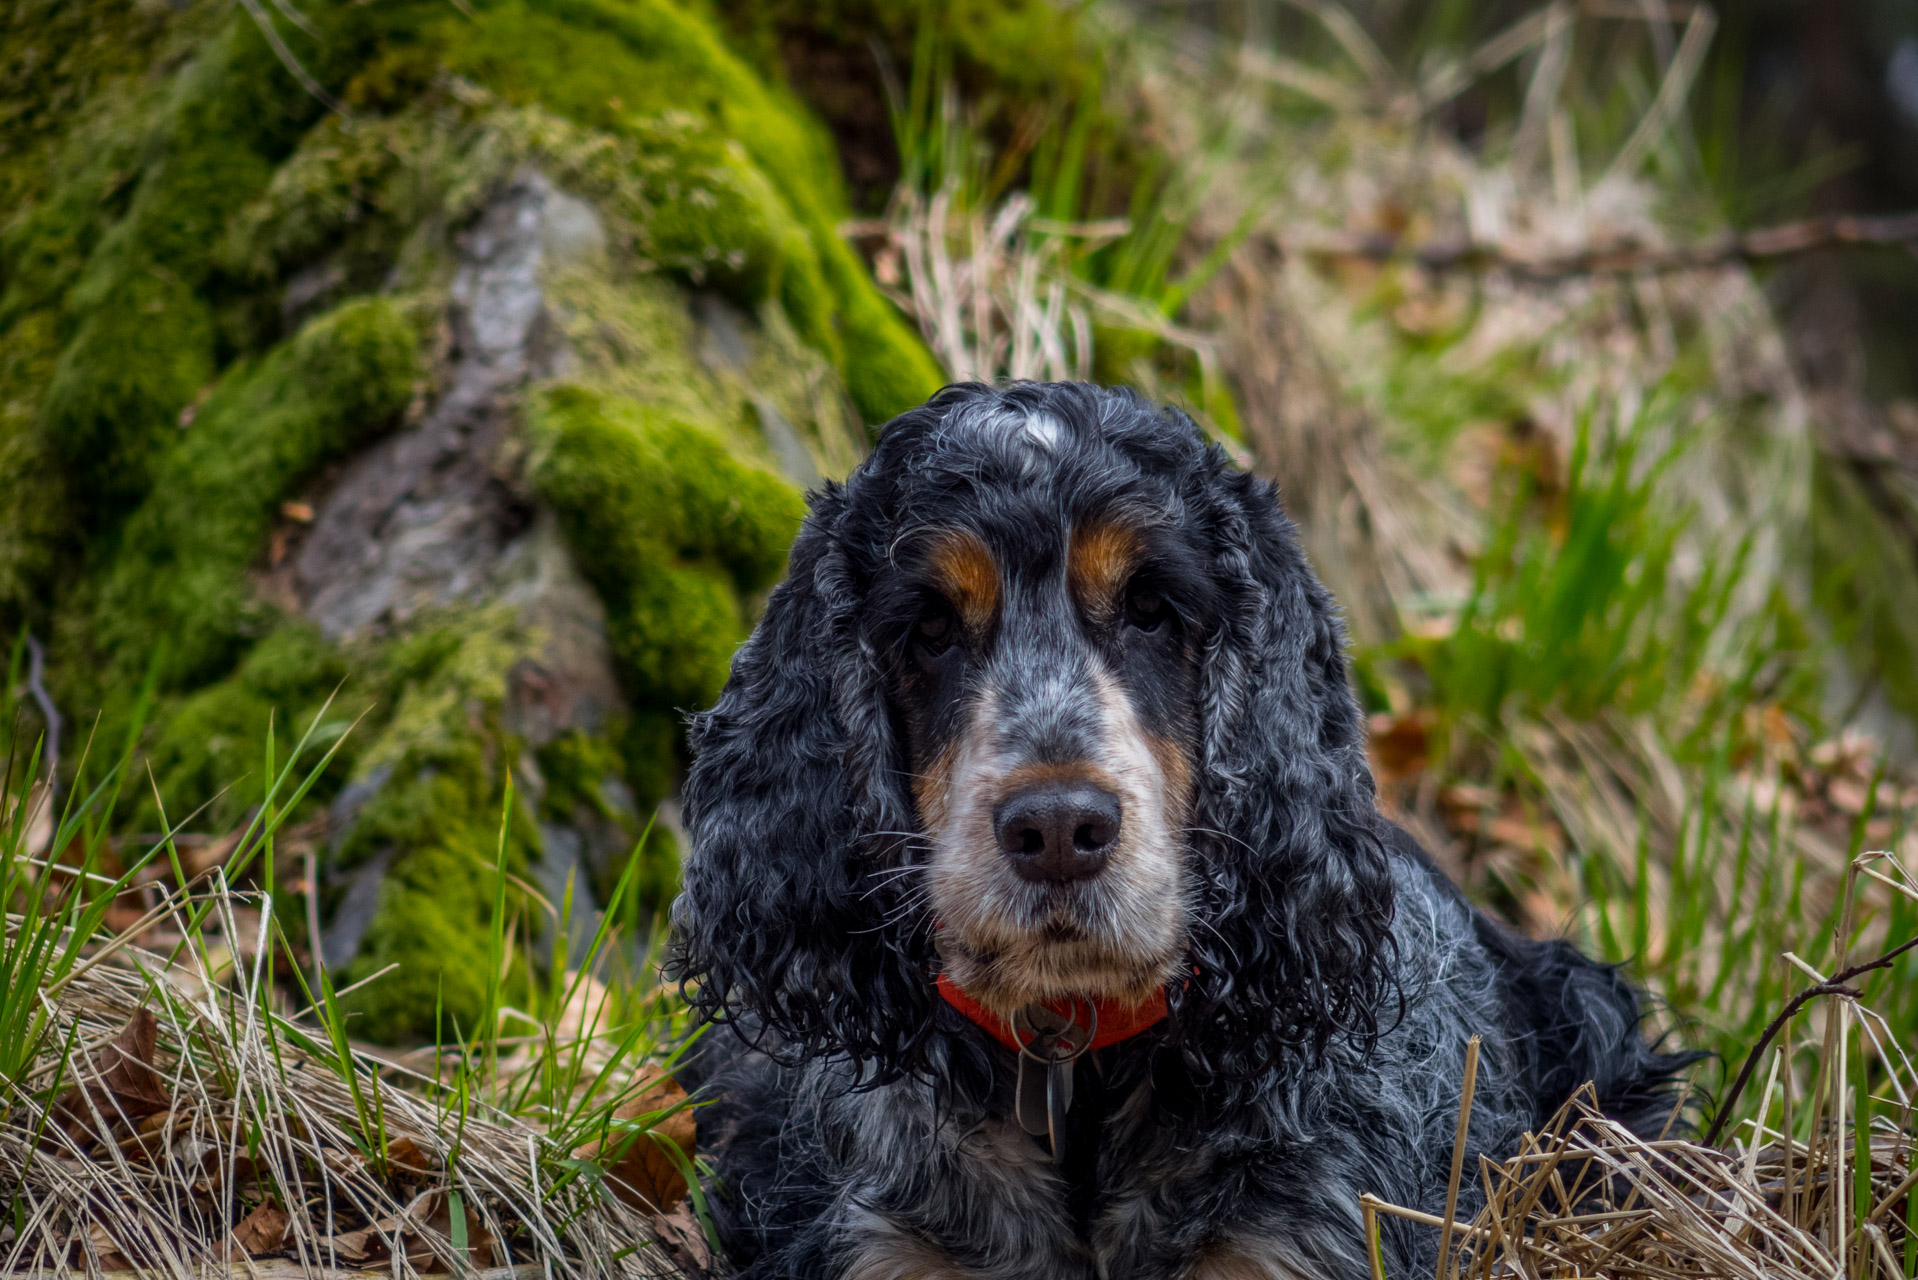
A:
<box><xmin>2</xmin><ymin>0</ymin><xmax>943</xmax><ymax>1044</ymax></box>
<box><xmin>437</xmin><ymin>0</ymin><xmax>941</xmax><ymax>423</ymax></box>
<box><xmin>90</xmin><ymin>297</ymin><xmax>421</xmax><ymax>694</ymax></box>
<box><xmin>530</xmin><ymin>383</ymin><xmax>804</xmax><ymax>714</ymax></box>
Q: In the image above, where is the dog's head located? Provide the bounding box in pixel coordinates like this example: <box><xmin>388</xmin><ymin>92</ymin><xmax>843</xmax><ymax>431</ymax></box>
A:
<box><xmin>670</xmin><ymin>383</ymin><xmax>1395</xmax><ymax>1085</ymax></box>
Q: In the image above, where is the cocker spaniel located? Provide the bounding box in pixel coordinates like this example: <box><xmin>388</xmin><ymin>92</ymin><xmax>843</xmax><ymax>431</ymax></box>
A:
<box><xmin>669</xmin><ymin>382</ymin><xmax>1687</xmax><ymax>1280</ymax></box>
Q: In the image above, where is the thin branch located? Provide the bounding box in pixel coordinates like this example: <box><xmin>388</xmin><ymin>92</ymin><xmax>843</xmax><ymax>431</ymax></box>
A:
<box><xmin>22</xmin><ymin>631</ymin><xmax>59</xmax><ymax>791</ymax></box>
<box><xmin>1703</xmin><ymin>934</ymin><xmax>1918</xmax><ymax>1146</ymax></box>
<box><xmin>1280</xmin><ymin>210</ymin><xmax>1918</xmax><ymax>280</ymax></box>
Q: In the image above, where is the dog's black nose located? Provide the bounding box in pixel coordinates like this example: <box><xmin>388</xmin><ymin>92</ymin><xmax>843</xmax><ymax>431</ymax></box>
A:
<box><xmin>994</xmin><ymin>783</ymin><xmax>1121</xmax><ymax>883</ymax></box>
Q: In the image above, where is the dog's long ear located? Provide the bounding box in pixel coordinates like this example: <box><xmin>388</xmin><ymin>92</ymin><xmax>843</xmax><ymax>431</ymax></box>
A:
<box><xmin>1172</xmin><ymin>457</ymin><xmax>1398</xmax><ymax>1084</ymax></box>
<box><xmin>668</xmin><ymin>483</ymin><xmax>931</xmax><ymax>1071</ymax></box>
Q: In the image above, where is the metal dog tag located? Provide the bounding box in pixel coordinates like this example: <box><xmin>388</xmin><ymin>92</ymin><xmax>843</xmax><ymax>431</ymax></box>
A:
<box><xmin>1015</xmin><ymin>1052</ymin><xmax>1073</xmax><ymax>1137</ymax></box>
<box><xmin>1011</xmin><ymin>1003</ymin><xmax>1094</xmax><ymax>1166</ymax></box>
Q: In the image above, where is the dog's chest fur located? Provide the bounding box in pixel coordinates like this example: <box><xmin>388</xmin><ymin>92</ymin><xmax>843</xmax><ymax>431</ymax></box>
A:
<box><xmin>830</xmin><ymin>1071</ymin><xmax>1363</xmax><ymax>1280</ymax></box>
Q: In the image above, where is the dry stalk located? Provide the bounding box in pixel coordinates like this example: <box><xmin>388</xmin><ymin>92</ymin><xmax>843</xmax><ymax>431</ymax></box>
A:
<box><xmin>853</xmin><ymin>183</ymin><xmax>1217</xmax><ymax>391</ymax></box>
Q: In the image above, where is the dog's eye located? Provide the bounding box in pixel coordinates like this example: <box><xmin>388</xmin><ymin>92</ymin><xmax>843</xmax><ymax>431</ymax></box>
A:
<box><xmin>1124</xmin><ymin>583</ymin><xmax>1170</xmax><ymax>632</ymax></box>
<box><xmin>915</xmin><ymin>604</ymin><xmax>957</xmax><ymax>653</ymax></box>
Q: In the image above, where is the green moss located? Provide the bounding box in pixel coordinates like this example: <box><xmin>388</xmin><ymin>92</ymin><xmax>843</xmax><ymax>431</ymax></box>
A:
<box><xmin>0</xmin><ymin>312</ymin><xmax>71</xmax><ymax>625</ymax></box>
<box><xmin>90</xmin><ymin>297</ymin><xmax>420</xmax><ymax>693</ymax></box>
<box><xmin>534</xmin><ymin>725</ymin><xmax>680</xmax><ymax>905</ymax></box>
<box><xmin>138</xmin><ymin>623</ymin><xmax>358</xmax><ymax>833</ymax></box>
<box><xmin>441</xmin><ymin>0</ymin><xmax>941</xmax><ymax>422</ymax></box>
<box><xmin>216</xmin><ymin>108</ymin><xmax>439</xmax><ymax>299</ymax></box>
<box><xmin>530</xmin><ymin>384</ymin><xmax>803</xmax><ymax>714</ymax></box>
<box><xmin>41</xmin><ymin>271</ymin><xmax>221</xmax><ymax>512</ymax></box>
<box><xmin>542</xmin><ymin>266</ymin><xmax>736</xmax><ymax>428</ymax></box>
<box><xmin>342</xmin><ymin>822</ymin><xmax>498</xmax><ymax>1044</ymax></box>
<box><xmin>349</xmin><ymin>614</ymin><xmax>526</xmax><ymax>795</ymax></box>
<box><xmin>0</xmin><ymin>0</ymin><xmax>179</xmax><ymax>214</ymax></box>
<box><xmin>39</xmin><ymin>18</ymin><xmax>329</xmax><ymax>512</ymax></box>
<box><xmin>535</xmin><ymin>728</ymin><xmax>631</xmax><ymax>823</ymax></box>
<box><xmin>330</xmin><ymin>612</ymin><xmax>537</xmax><ymax>1043</ymax></box>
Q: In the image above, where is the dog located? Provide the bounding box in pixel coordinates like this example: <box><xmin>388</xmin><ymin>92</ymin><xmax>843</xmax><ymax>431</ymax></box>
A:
<box><xmin>668</xmin><ymin>382</ymin><xmax>1688</xmax><ymax>1279</ymax></box>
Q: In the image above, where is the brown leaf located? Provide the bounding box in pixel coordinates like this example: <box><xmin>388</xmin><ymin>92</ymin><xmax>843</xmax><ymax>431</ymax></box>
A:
<box><xmin>1366</xmin><ymin>710</ymin><xmax>1433</xmax><ymax>783</ymax></box>
<box><xmin>577</xmin><ymin>1072</ymin><xmax>696</xmax><ymax>1213</ymax></box>
<box><xmin>401</xmin><ymin>1189</ymin><xmax>494</xmax><ymax>1273</ymax></box>
<box><xmin>116</xmin><ymin>1107</ymin><xmax>201</xmax><ymax>1164</ymax></box>
<box><xmin>185</xmin><ymin>829</ymin><xmax>243</xmax><ymax>877</ymax></box>
<box><xmin>384</xmin><ymin>1134</ymin><xmax>441</xmax><ymax>1175</ymax></box>
<box><xmin>230</xmin><ymin>1202</ymin><xmax>289</xmax><ymax>1256</ymax></box>
<box><xmin>1437</xmin><ymin>784</ymin><xmax>1498</xmax><ymax>835</ymax></box>
<box><xmin>325</xmin><ymin>1222</ymin><xmax>392</xmax><ymax>1266</ymax></box>
<box><xmin>79</xmin><ymin>1223</ymin><xmax>134</xmax><ymax>1271</ymax></box>
<box><xmin>58</xmin><ymin>1009</ymin><xmax>170</xmax><ymax>1144</ymax></box>
<box><xmin>97</xmin><ymin>1010</ymin><xmax>168</xmax><ymax>1114</ymax></box>
<box><xmin>654</xmin><ymin>1201</ymin><xmax>712</xmax><ymax>1273</ymax></box>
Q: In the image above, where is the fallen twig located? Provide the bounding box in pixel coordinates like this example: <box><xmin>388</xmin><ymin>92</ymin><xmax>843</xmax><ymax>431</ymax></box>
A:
<box><xmin>1703</xmin><ymin>933</ymin><xmax>1918</xmax><ymax>1146</ymax></box>
<box><xmin>1279</xmin><ymin>210</ymin><xmax>1918</xmax><ymax>279</ymax></box>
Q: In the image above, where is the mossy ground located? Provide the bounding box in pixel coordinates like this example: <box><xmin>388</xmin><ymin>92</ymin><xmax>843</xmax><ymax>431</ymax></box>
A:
<box><xmin>0</xmin><ymin>0</ymin><xmax>1033</xmax><ymax>1042</ymax></box>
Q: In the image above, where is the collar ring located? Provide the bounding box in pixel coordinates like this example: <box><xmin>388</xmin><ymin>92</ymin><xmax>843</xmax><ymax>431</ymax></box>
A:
<box><xmin>1011</xmin><ymin>999</ymin><xmax>1099</xmax><ymax>1066</ymax></box>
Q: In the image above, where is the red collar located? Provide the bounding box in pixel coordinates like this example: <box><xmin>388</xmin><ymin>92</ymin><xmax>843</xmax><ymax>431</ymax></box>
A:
<box><xmin>935</xmin><ymin>972</ymin><xmax>1169</xmax><ymax>1054</ymax></box>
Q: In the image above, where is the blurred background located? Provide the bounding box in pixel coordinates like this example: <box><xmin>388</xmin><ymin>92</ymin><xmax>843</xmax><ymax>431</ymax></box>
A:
<box><xmin>5</xmin><ymin>0</ymin><xmax>1918</xmax><ymax>1097</ymax></box>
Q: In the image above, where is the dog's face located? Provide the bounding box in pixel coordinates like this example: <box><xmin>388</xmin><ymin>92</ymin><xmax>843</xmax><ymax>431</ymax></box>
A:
<box><xmin>674</xmin><ymin>382</ymin><xmax>1397</xmax><ymax>1080</ymax></box>
<box><xmin>868</xmin><ymin>414</ymin><xmax>1216</xmax><ymax>1013</ymax></box>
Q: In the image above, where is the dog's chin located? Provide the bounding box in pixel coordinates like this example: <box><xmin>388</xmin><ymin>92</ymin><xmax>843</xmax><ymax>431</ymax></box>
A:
<box><xmin>934</xmin><ymin>922</ymin><xmax>1183</xmax><ymax>1015</ymax></box>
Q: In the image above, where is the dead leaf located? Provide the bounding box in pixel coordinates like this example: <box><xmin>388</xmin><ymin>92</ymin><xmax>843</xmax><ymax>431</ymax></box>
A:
<box><xmin>1759</xmin><ymin>704</ymin><xmax>1795</xmax><ymax>748</ymax></box>
<box><xmin>187</xmin><ymin>829</ymin><xmax>244</xmax><ymax>877</ymax></box>
<box><xmin>385</xmin><ymin>1134</ymin><xmax>440</xmax><ymax>1175</ymax></box>
<box><xmin>1438</xmin><ymin>784</ymin><xmax>1498</xmax><ymax>835</ymax></box>
<box><xmin>401</xmin><ymin>1188</ymin><xmax>494</xmax><ymax>1272</ymax></box>
<box><xmin>116</xmin><ymin>1107</ymin><xmax>190</xmax><ymax>1162</ymax></box>
<box><xmin>577</xmin><ymin>1072</ymin><xmax>696</xmax><ymax>1213</ymax></box>
<box><xmin>229</xmin><ymin>1202</ymin><xmax>289</xmax><ymax>1256</ymax></box>
<box><xmin>80</xmin><ymin>1222</ymin><xmax>133</xmax><ymax>1271</ymax></box>
<box><xmin>1366</xmin><ymin>710</ymin><xmax>1433</xmax><ymax>783</ymax></box>
<box><xmin>323</xmin><ymin>1148</ymin><xmax>366</xmax><ymax>1178</ymax></box>
<box><xmin>654</xmin><ymin>1201</ymin><xmax>712</xmax><ymax>1273</ymax></box>
<box><xmin>58</xmin><ymin>1009</ymin><xmax>170</xmax><ymax>1144</ymax></box>
<box><xmin>325</xmin><ymin>1220</ymin><xmax>393</xmax><ymax>1267</ymax></box>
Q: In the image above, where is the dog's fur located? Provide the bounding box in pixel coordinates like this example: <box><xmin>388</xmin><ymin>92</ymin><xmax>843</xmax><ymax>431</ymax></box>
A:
<box><xmin>669</xmin><ymin>382</ymin><xmax>1688</xmax><ymax>1280</ymax></box>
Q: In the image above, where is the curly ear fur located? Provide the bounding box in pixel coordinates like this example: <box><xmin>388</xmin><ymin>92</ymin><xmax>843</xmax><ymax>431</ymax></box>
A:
<box><xmin>667</xmin><ymin>481</ymin><xmax>936</xmax><ymax>1073</ymax></box>
<box><xmin>1166</xmin><ymin>445</ymin><xmax>1399</xmax><ymax>1091</ymax></box>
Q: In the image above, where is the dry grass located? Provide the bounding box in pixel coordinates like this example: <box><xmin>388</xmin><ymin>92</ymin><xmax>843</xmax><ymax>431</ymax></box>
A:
<box><xmin>1363</xmin><ymin>854</ymin><xmax>1918</xmax><ymax>1280</ymax></box>
<box><xmin>853</xmin><ymin>183</ymin><xmax>1218</xmax><ymax>389</ymax></box>
<box><xmin>0</xmin><ymin>764</ymin><xmax>705</xmax><ymax>1280</ymax></box>
<box><xmin>1367</xmin><ymin>1092</ymin><xmax>1916</xmax><ymax>1280</ymax></box>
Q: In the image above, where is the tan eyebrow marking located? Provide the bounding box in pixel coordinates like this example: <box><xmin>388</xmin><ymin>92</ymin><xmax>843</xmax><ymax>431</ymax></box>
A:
<box><xmin>925</xmin><ymin>528</ymin><xmax>1000</xmax><ymax>631</ymax></box>
<box><xmin>1068</xmin><ymin>520</ymin><xmax>1145</xmax><ymax>617</ymax></box>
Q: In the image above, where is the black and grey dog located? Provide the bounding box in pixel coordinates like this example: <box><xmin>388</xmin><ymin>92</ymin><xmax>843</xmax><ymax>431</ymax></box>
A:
<box><xmin>669</xmin><ymin>382</ymin><xmax>1687</xmax><ymax>1279</ymax></box>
